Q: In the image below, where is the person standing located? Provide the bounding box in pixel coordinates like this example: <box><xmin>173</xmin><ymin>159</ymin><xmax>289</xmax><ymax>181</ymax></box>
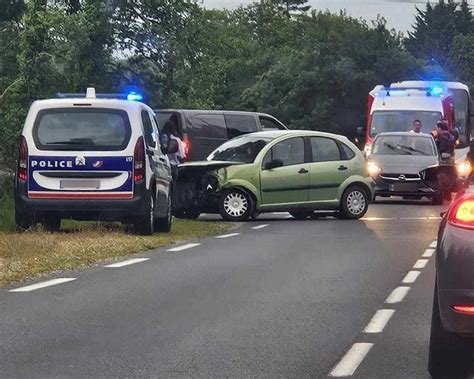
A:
<box><xmin>162</xmin><ymin>120</ymin><xmax>185</xmax><ymax>181</ymax></box>
<box><xmin>411</xmin><ymin>119</ymin><xmax>423</xmax><ymax>133</ymax></box>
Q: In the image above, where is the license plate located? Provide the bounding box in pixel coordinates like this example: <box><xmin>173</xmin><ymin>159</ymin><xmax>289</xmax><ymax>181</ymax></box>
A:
<box><xmin>60</xmin><ymin>180</ymin><xmax>100</xmax><ymax>189</ymax></box>
<box><xmin>389</xmin><ymin>183</ymin><xmax>417</xmax><ymax>192</ymax></box>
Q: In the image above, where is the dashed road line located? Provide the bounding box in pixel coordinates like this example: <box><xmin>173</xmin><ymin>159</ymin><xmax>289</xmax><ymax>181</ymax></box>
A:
<box><xmin>9</xmin><ymin>278</ymin><xmax>76</xmax><ymax>293</ymax></box>
<box><xmin>385</xmin><ymin>286</ymin><xmax>411</xmax><ymax>304</ymax></box>
<box><xmin>329</xmin><ymin>343</ymin><xmax>374</xmax><ymax>377</ymax></box>
<box><xmin>104</xmin><ymin>258</ymin><xmax>150</xmax><ymax>268</ymax></box>
<box><xmin>252</xmin><ymin>224</ymin><xmax>269</xmax><ymax>230</ymax></box>
<box><xmin>413</xmin><ymin>259</ymin><xmax>429</xmax><ymax>269</ymax></box>
<box><xmin>215</xmin><ymin>233</ymin><xmax>241</xmax><ymax>239</ymax></box>
<box><xmin>429</xmin><ymin>241</ymin><xmax>437</xmax><ymax>248</ymax></box>
<box><xmin>167</xmin><ymin>243</ymin><xmax>201</xmax><ymax>252</ymax></box>
<box><xmin>423</xmin><ymin>248</ymin><xmax>435</xmax><ymax>258</ymax></box>
<box><xmin>402</xmin><ymin>270</ymin><xmax>421</xmax><ymax>284</ymax></box>
<box><xmin>363</xmin><ymin>309</ymin><xmax>396</xmax><ymax>334</ymax></box>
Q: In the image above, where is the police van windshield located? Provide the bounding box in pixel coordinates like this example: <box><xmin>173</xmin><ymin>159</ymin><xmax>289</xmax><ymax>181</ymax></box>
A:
<box><xmin>370</xmin><ymin>111</ymin><xmax>442</xmax><ymax>137</ymax></box>
<box><xmin>208</xmin><ymin>136</ymin><xmax>270</xmax><ymax>163</ymax></box>
<box><xmin>33</xmin><ymin>109</ymin><xmax>131</xmax><ymax>151</ymax></box>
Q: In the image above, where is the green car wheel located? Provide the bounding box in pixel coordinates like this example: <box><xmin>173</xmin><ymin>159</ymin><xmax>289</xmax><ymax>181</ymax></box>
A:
<box><xmin>339</xmin><ymin>186</ymin><xmax>369</xmax><ymax>219</ymax></box>
<box><xmin>219</xmin><ymin>188</ymin><xmax>254</xmax><ymax>222</ymax></box>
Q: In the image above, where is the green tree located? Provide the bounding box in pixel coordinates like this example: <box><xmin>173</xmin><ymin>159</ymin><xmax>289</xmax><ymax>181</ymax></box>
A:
<box><xmin>406</xmin><ymin>0</ymin><xmax>473</xmax><ymax>73</ymax></box>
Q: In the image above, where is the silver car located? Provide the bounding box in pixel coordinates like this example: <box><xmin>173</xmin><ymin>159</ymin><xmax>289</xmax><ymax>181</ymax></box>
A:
<box><xmin>367</xmin><ymin>132</ymin><xmax>444</xmax><ymax>204</ymax></box>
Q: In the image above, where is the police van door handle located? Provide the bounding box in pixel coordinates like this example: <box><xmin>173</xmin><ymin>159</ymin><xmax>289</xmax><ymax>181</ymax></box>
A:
<box><xmin>338</xmin><ymin>165</ymin><xmax>348</xmax><ymax>171</ymax></box>
<box><xmin>298</xmin><ymin>168</ymin><xmax>309</xmax><ymax>174</ymax></box>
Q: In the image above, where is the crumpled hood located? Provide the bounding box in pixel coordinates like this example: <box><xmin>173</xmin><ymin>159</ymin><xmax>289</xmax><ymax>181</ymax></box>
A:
<box><xmin>370</xmin><ymin>154</ymin><xmax>439</xmax><ymax>175</ymax></box>
<box><xmin>178</xmin><ymin>160</ymin><xmax>244</xmax><ymax>174</ymax></box>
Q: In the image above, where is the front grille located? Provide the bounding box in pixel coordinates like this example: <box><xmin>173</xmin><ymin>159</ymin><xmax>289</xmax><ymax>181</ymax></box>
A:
<box><xmin>380</xmin><ymin>173</ymin><xmax>421</xmax><ymax>183</ymax></box>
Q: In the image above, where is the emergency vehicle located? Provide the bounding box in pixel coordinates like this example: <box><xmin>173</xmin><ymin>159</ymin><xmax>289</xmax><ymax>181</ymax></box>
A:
<box><xmin>15</xmin><ymin>88</ymin><xmax>173</xmax><ymax>235</ymax></box>
<box><xmin>364</xmin><ymin>85</ymin><xmax>454</xmax><ymax>155</ymax></box>
<box><xmin>391</xmin><ymin>81</ymin><xmax>472</xmax><ymax>145</ymax></box>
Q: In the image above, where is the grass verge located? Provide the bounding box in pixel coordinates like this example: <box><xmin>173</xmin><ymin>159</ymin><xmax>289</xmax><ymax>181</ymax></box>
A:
<box><xmin>0</xmin><ymin>220</ymin><xmax>230</xmax><ymax>287</ymax></box>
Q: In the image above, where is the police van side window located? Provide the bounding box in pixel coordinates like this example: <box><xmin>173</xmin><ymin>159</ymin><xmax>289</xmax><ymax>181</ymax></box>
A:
<box><xmin>224</xmin><ymin>114</ymin><xmax>258</xmax><ymax>139</ymax></box>
<box><xmin>33</xmin><ymin>108</ymin><xmax>131</xmax><ymax>151</ymax></box>
<box><xmin>141</xmin><ymin>110</ymin><xmax>156</xmax><ymax>148</ymax></box>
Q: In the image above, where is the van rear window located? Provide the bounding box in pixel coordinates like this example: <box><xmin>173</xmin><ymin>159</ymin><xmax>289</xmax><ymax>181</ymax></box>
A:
<box><xmin>33</xmin><ymin>108</ymin><xmax>131</xmax><ymax>151</ymax></box>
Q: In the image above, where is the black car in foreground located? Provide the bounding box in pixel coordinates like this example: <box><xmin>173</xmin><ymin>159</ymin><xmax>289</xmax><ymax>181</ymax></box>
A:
<box><xmin>421</xmin><ymin>166</ymin><xmax>474</xmax><ymax>377</ymax></box>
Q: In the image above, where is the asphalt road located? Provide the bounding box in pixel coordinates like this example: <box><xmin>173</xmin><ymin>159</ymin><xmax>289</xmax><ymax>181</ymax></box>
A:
<box><xmin>0</xmin><ymin>198</ymin><xmax>465</xmax><ymax>378</ymax></box>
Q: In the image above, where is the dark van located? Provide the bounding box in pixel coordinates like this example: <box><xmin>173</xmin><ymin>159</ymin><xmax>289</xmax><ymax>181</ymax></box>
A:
<box><xmin>155</xmin><ymin>110</ymin><xmax>287</xmax><ymax>161</ymax></box>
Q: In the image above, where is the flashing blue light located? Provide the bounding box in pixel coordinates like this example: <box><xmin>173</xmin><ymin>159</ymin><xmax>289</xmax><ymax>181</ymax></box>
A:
<box><xmin>430</xmin><ymin>85</ymin><xmax>444</xmax><ymax>96</ymax></box>
<box><xmin>126</xmin><ymin>91</ymin><xmax>144</xmax><ymax>101</ymax></box>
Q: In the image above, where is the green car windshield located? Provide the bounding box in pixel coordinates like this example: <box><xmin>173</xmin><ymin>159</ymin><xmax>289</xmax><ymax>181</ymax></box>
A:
<box><xmin>208</xmin><ymin>136</ymin><xmax>271</xmax><ymax>163</ymax></box>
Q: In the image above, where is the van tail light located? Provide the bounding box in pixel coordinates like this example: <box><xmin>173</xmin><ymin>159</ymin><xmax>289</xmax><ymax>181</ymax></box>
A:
<box><xmin>448</xmin><ymin>196</ymin><xmax>474</xmax><ymax>229</ymax></box>
<box><xmin>453</xmin><ymin>305</ymin><xmax>474</xmax><ymax>315</ymax></box>
<box><xmin>17</xmin><ymin>136</ymin><xmax>28</xmax><ymax>182</ymax></box>
<box><xmin>182</xmin><ymin>135</ymin><xmax>191</xmax><ymax>161</ymax></box>
<box><xmin>134</xmin><ymin>137</ymin><xmax>145</xmax><ymax>182</ymax></box>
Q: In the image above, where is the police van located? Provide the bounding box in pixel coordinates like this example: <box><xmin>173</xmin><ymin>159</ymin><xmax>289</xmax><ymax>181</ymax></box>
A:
<box><xmin>15</xmin><ymin>88</ymin><xmax>173</xmax><ymax>234</ymax></box>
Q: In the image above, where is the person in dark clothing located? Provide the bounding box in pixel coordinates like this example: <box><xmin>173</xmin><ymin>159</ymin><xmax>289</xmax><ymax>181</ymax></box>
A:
<box><xmin>161</xmin><ymin>120</ymin><xmax>185</xmax><ymax>181</ymax></box>
<box><xmin>433</xmin><ymin>121</ymin><xmax>455</xmax><ymax>163</ymax></box>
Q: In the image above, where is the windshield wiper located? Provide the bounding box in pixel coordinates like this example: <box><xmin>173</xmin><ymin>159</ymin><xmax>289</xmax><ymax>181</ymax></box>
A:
<box><xmin>383</xmin><ymin>142</ymin><xmax>397</xmax><ymax>150</ymax></box>
<box><xmin>396</xmin><ymin>144</ymin><xmax>428</xmax><ymax>156</ymax></box>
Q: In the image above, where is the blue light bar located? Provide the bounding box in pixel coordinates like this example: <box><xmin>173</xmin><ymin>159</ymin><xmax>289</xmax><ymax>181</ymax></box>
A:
<box><xmin>126</xmin><ymin>91</ymin><xmax>144</xmax><ymax>101</ymax></box>
<box><xmin>429</xmin><ymin>85</ymin><xmax>444</xmax><ymax>96</ymax></box>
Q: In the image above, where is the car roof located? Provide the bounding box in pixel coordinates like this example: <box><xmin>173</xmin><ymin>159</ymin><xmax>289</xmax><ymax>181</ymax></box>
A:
<box><xmin>31</xmin><ymin>98</ymin><xmax>151</xmax><ymax>112</ymax></box>
<box><xmin>156</xmin><ymin>109</ymin><xmax>275</xmax><ymax>117</ymax></box>
<box><xmin>239</xmin><ymin>130</ymin><xmax>348</xmax><ymax>140</ymax></box>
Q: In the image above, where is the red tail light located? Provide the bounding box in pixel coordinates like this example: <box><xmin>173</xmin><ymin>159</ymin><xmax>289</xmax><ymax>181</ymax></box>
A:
<box><xmin>182</xmin><ymin>135</ymin><xmax>191</xmax><ymax>161</ymax></box>
<box><xmin>17</xmin><ymin>136</ymin><xmax>28</xmax><ymax>181</ymax></box>
<box><xmin>134</xmin><ymin>137</ymin><xmax>145</xmax><ymax>182</ymax></box>
<box><xmin>448</xmin><ymin>196</ymin><xmax>474</xmax><ymax>229</ymax></box>
<box><xmin>453</xmin><ymin>305</ymin><xmax>474</xmax><ymax>315</ymax></box>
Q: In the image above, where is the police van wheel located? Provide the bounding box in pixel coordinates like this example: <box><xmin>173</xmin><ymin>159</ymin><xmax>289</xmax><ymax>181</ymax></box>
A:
<box><xmin>43</xmin><ymin>217</ymin><xmax>61</xmax><ymax>232</ymax></box>
<box><xmin>135</xmin><ymin>191</ymin><xmax>155</xmax><ymax>235</ymax></box>
<box><xmin>155</xmin><ymin>192</ymin><xmax>172</xmax><ymax>233</ymax></box>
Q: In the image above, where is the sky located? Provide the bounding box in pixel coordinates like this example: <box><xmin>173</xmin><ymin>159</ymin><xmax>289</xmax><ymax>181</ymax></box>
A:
<box><xmin>200</xmin><ymin>0</ymin><xmax>443</xmax><ymax>33</ymax></box>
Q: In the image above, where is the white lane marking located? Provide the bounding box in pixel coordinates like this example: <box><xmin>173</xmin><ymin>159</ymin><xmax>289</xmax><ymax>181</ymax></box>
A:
<box><xmin>104</xmin><ymin>258</ymin><xmax>150</xmax><ymax>268</ymax></box>
<box><xmin>215</xmin><ymin>233</ymin><xmax>241</xmax><ymax>239</ymax></box>
<box><xmin>413</xmin><ymin>259</ymin><xmax>429</xmax><ymax>269</ymax></box>
<box><xmin>385</xmin><ymin>286</ymin><xmax>411</xmax><ymax>304</ymax></box>
<box><xmin>272</xmin><ymin>212</ymin><xmax>289</xmax><ymax>215</ymax></box>
<box><xmin>423</xmin><ymin>248</ymin><xmax>435</xmax><ymax>258</ymax></box>
<box><xmin>402</xmin><ymin>270</ymin><xmax>421</xmax><ymax>284</ymax></box>
<box><xmin>430</xmin><ymin>241</ymin><xmax>437</xmax><ymax>248</ymax></box>
<box><xmin>167</xmin><ymin>243</ymin><xmax>201</xmax><ymax>252</ymax></box>
<box><xmin>363</xmin><ymin>309</ymin><xmax>396</xmax><ymax>334</ymax></box>
<box><xmin>361</xmin><ymin>217</ymin><xmax>441</xmax><ymax>221</ymax></box>
<box><xmin>329</xmin><ymin>343</ymin><xmax>374</xmax><ymax>377</ymax></box>
<box><xmin>252</xmin><ymin>224</ymin><xmax>269</xmax><ymax>230</ymax></box>
<box><xmin>9</xmin><ymin>278</ymin><xmax>76</xmax><ymax>293</ymax></box>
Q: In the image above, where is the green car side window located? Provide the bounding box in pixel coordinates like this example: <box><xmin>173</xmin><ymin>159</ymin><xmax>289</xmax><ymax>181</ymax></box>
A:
<box><xmin>263</xmin><ymin>137</ymin><xmax>305</xmax><ymax>169</ymax></box>
<box><xmin>310</xmin><ymin>137</ymin><xmax>341</xmax><ymax>162</ymax></box>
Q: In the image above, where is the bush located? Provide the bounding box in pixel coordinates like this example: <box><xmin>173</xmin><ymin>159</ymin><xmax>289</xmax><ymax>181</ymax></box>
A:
<box><xmin>0</xmin><ymin>174</ymin><xmax>15</xmax><ymax>232</ymax></box>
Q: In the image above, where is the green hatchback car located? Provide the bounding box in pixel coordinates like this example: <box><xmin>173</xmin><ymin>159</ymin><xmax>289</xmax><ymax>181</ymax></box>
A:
<box><xmin>174</xmin><ymin>131</ymin><xmax>375</xmax><ymax>221</ymax></box>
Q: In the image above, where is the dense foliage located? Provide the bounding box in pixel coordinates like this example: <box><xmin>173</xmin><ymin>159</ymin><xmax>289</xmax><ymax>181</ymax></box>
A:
<box><xmin>0</xmin><ymin>0</ymin><xmax>473</xmax><ymax>168</ymax></box>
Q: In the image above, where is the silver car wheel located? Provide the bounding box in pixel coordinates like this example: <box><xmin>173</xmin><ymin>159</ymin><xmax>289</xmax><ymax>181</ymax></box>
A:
<box><xmin>223</xmin><ymin>192</ymin><xmax>248</xmax><ymax>217</ymax></box>
<box><xmin>346</xmin><ymin>190</ymin><xmax>366</xmax><ymax>215</ymax></box>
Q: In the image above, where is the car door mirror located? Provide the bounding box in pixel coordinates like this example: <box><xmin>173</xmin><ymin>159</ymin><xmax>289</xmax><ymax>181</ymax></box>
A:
<box><xmin>419</xmin><ymin>165</ymin><xmax>458</xmax><ymax>191</ymax></box>
<box><xmin>264</xmin><ymin>159</ymin><xmax>284</xmax><ymax>170</ymax></box>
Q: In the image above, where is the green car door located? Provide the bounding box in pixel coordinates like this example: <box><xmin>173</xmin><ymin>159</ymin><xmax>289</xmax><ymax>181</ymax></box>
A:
<box><xmin>260</xmin><ymin>137</ymin><xmax>310</xmax><ymax>206</ymax></box>
<box><xmin>308</xmin><ymin>137</ymin><xmax>354</xmax><ymax>202</ymax></box>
